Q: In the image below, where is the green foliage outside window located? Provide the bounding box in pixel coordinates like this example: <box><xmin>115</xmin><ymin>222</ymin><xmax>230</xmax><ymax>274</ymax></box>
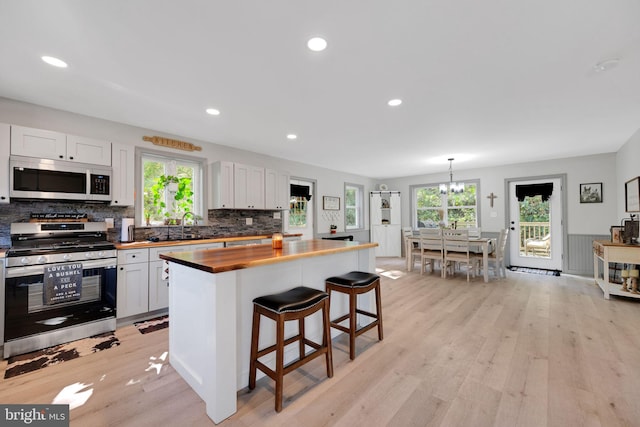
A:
<box><xmin>519</xmin><ymin>195</ymin><xmax>549</xmax><ymax>222</ymax></box>
<box><xmin>415</xmin><ymin>184</ymin><xmax>477</xmax><ymax>228</ymax></box>
<box><xmin>345</xmin><ymin>187</ymin><xmax>357</xmax><ymax>228</ymax></box>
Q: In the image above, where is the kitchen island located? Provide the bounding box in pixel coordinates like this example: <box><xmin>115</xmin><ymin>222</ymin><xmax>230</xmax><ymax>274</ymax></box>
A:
<box><xmin>159</xmin><ymin>239</ymin><xmax>377</xmax><ymax>424</ymax></box>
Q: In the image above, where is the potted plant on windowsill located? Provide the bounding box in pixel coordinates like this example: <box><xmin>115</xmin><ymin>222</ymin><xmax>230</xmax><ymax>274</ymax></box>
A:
<box><xmin>330</xmin><ymin>224</ymin><xmax>337</xmax><ymax>234</ymax></box>
<box><xmin>151</xmin><ymin>175</ymin><xmax>194</xmax><ymax>225</ymax></box>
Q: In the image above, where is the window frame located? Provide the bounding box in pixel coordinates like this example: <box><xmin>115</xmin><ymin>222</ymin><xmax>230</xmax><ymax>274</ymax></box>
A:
<box><xmin>409</xmin><ymin>179</ymin><xmax>481</xmax><ymax>229</ymax></box>
<box><xmin>135</xmin><ymin>147</ymin><xmax>208</xmax><ymax>226</ymax></box>
<box><xmin>344</xmin><ymin>182</ymin><xmax>364</xmax><ymax>230</ymax></box>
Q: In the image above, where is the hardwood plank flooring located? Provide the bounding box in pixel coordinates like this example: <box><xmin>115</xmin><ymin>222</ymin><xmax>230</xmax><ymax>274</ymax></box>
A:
<box><xmin>1</xmin><ymin>258</ymin><xmax>640</xmax><ymax>426</ymax></box>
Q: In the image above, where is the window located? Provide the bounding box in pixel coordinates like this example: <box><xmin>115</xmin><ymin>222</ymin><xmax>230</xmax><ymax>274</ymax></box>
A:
<box><xmin>345</xmin><ymin>183</ymin><xmax>364</xmax><ymax>230</ymax></box>
<box><xmin>139</xmin><ymin>150</ymin><xmax>205</xmax><ymax>226</ymax></box>
<box><xmin>412</xmin><ymin>181</ymin><xmax>478</xmax><ymax>228</ymax></box>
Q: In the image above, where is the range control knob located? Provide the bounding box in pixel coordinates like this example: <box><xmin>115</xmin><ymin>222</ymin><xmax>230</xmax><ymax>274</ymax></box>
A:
<box><xmin>98</xmin><ymin>251</ymin><xmax>105</xmax><ymax>257</ymax></box>
<box><xmin>37</xmin><ymin>256</ymin><xmax>47</xmax><ymax>264</ymax></box>
<box><xmin>85</xmin><ymin>252</ymin><xmax>94</xmax><ymax>259</ymax></box>
<box><xmin>63</xmin><ymin>254</ymin><xmax>72</xmax><ymax>261</ymax></box>
<box><xmin>20</xmin><ymin>257</ymin><xmax>30</xmax><ymax>265</ymax></box>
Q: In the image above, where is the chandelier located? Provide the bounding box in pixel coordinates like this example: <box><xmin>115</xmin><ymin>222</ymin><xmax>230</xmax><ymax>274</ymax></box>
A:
<box><xmin>439</xmin><ymin>158</ymin><xmax>465</xmax><ymax>194</ymax></box>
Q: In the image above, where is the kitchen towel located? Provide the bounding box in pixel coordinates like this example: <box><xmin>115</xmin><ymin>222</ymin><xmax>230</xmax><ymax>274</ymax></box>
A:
<box><xmin>121</xmin><ymin>218</ymin><xmax>134</xmax><ymax>242</ymax></box>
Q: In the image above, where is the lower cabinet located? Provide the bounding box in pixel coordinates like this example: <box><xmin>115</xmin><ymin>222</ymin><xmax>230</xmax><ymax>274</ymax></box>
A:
<box><xmin>118</xmin><ymin>242</ymin><xmax>224</xmax><ymax>318</ymax></box>
<box><xmin>371</xmin><ymin>224</ymin><xmax>402</xmax><ymax>257</ymax></box>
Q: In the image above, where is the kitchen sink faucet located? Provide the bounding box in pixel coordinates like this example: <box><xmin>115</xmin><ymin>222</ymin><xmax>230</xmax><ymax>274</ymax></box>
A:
<box><xmin>181</xmin><ymin>211</ymin><xmax>197</xmax><ymax>239</ymax></box>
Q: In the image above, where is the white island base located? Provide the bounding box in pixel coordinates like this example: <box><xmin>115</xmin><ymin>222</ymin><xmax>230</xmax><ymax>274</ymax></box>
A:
<box><xmin>167</xmin><ymin>246</ymin><xmax>376</xmax><ymax>424</ymax></box>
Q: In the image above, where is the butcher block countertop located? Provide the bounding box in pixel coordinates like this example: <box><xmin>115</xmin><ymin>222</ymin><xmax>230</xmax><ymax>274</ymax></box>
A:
<box><xmin>159</xmin><ymin>239</ymin><xmax>377</xmax><ymax>274</ymax></box>
<box><xmin>115</xmin><ymin>234</ymin><xmax>301</xmax><ymax>250</ymax></box>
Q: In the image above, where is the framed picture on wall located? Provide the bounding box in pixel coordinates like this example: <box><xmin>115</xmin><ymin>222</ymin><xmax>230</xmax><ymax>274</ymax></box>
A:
<box><xmin>579</xmin><ymin>183</ymin><xmax>602</xmax><ymax>203</ymax></box>
<box><xmin>322</xmin><ymin>196</ymin><xmax>340</xmax><ymax>210</ymax></box>
<box><xmin>625</xmin><ymin>177</ymin><xmax>640</xmax><ymax>212</ymax></box>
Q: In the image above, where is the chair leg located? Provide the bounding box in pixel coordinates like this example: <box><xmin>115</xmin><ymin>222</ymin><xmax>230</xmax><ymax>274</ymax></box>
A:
<box><xmin>322</xmin><ymin>299</ymin><xmax>334</xmax><ymax>378</ymax></box>
<box><xmin>248</xmin><ymin>308</ymin><xmax>260</xmax><ymax>390</ymax></box>
<box><xmin>375</xmin><ymin>281</ymin><xmax>384</xmax><ymax>341</ymax></box>
<box><xmin>275</xmin><ymin>316</ymin><xmax>285</xmax><ymax>412</ymax></box>
<box><xmin>349</xmin><ymin>291</ymin><xmax>357</xmax><ymax>360</ymax></box>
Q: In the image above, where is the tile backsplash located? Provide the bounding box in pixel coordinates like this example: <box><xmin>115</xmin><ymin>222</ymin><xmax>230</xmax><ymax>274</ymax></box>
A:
<box><xmin>0</xmin><ymin>200</ymin><xmax>282</xmax><ymax>247</ymax></box>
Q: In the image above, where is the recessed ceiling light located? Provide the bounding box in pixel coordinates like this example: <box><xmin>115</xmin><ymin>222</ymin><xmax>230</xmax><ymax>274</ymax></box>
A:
<box><xmin>286</xmin><ymin>134</ymin><xmax>298</xmax><ymax>140</ymax></box>
<box><xmin>205</xmin><ymin>108</ymin><xmax>220</xmax><ymax>116</ymax></box>
<box><xmin>388</xmin><ymin>99</ymin><xmax>402</xmax><ymax>107</ymax></box>
<box><xmin>593</xmin><ymin>58</ymin><xmax>620</xmax><ymax>73</ymax></box>
<box><xmin>41</xmin><ymin>56</ymin><xmax>67</xmax><ymax>68</ymax></box>
<box><xmin>307</xmin><ymin>37</ymin><xmax>327</xmax><ymax>52</ymax></box>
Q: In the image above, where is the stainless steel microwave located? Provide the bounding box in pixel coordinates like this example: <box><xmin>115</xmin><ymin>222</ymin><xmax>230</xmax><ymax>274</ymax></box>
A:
<box><xmin>9</xmin><ymin>156</ymin><xmax>112</xmax><ymax>202</ymax></box>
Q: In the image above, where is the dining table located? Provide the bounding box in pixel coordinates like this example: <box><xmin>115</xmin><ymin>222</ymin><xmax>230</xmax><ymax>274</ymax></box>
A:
<box><xmin>405</xmin><ymin>234</ymin><xmax>493</xmax><ymax>282</ymax></box>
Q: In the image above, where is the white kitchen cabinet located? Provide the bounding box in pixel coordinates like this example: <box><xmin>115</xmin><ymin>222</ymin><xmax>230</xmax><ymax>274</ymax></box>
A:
<box><xmin>234</xmin><ymin>163</ymin><xmax>265</xmax><ymax>209</ymax></box>
<box><xmin>265</xmin><ymin>168</ymin><xmax>290</xmax><ymax>210</ymax></box>
<box><xmin>210</xmin><ymin>161</ymin><xmax>234</xmax><ymax>209</ymax></box>
<box><xmin>10</xmin><ymin>125</ymin><xmax>111</xmax><ymax>165</ymax></box>
<box><xmin>370</xmin><ymin>191</ymin><xmax>401</xmax><ymax>257</ymax></box>
<box><xmin>67</xmin><ymin>134</ymin><xmax>111</xmax><ymax>166</ymax></box>
<box><xmin>111</xmin><ymin>142</ymin><xmax>135</xmax><ymax>206</ymax></box>
<box><xmin>0</xmin><ymin>123</ymin><xmax>10</xmax><ymax>204</ymax></box>
<box><xmin>117</xmin><ymin>248</ymin><xmax>150</xmax><ymax>318</ymax></box>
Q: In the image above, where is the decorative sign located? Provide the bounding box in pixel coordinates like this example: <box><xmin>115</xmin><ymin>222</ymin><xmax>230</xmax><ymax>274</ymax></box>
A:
<box><xmin>143</xmin><ymin>135</ymin><xmax>202</xmax><ymax>152</ymax></box>
<box><xmin>44</xmin><ymin>263</ymin><xmax>83</xmax><ymax>305</ymax></box>
<box><xmin>625</xmin><ymin>177</ymin><xmax>640</xmax><ymax>212</ymax></box>
<box><xmin>30</xmin><ymin>213</ymin><xmax>88</xmax><ymax>222</ymax></box>
<box><xmin>323</xmin><ymin>196</ymin><xmax>340</xmax><ymax>210</ymax></box>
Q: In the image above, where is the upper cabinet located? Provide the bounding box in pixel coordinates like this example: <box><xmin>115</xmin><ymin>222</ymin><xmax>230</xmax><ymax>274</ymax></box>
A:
<box><xmin>0</xmin><ymin>123</ymin><xmax>10</xmax><ymax>204</ymax></box>
<box><xmin>210</xmin><ymin>161</ymin><xmax>289</xmax><ymax>210</ymax></box>
<box><xmin>111</xmin><ymin>142</ymin><xmax>135</xmax><ymax>206</ymax></box>
<box><xmin>370</xmin><ymin>191</ymin><xmax>401</xmax><ymax>225</ymax></box>
<box><xmin>10</xmin><ymin>125</ymin><xmax>111</xmax><ymax>166</ymax></box>
<box><xmin>234</xmin><ymin>163</ymin><xmax>265</xmax><ymax>209</ymax></box>
<box><xmin>265</xmin><ymin>168</ymin><xmax>290</xmax><ymax>210</ymax></box>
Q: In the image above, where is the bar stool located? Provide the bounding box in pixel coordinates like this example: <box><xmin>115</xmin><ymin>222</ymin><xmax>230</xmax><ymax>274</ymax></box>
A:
<box><xmin>249</xmin><ymin>286</ymin><xmax>333</xmax><ymax>412</ymax></box>
<box><xmin>325</xmin><ymin>271</ymin><xmax>383</xmax><ymax>360</ymax></box>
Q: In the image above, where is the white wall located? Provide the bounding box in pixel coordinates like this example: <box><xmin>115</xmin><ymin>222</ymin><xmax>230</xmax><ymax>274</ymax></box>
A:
<box><xmin>616</xmin><ymin>128</ymin><xmax>640</xmax><ymax>220</ymax></box>
<box><xmin>0</xmin><ymin>97</ymin><xmax>376</xmax><ymax>235</ymax></box>
<box><xmin>382</xmin><ymin>153</ymin><xmax>618</xmax><ymax>235</ymax></box>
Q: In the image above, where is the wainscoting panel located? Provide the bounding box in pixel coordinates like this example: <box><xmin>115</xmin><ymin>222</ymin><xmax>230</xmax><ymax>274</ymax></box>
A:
<box><xmin>566</xmin><ymin>234</ymin><xmax>609</xmax><ymax>276</ymax></box>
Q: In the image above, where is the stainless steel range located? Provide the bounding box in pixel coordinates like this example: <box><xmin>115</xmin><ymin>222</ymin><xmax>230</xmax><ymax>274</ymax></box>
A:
<box><xmin>3</xmin><ymin>222</ymin><xmax>117</xmax><ymax>358</ymax></box>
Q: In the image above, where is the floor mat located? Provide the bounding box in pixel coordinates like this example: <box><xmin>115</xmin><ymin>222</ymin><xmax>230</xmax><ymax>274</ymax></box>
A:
<box><xmin>134</xmin><ymin>315</ymin><xmax>169</xmax><ymax>334</ymax></box>
<box><xmin>509</xmin><ymin>266</ymin><xmax>560</xmax><ymax>276</ymax></box>
<box><xmin>4</xmin><ymin>332</ymin><xmax>120</xmax><ymax>379</ymax></box>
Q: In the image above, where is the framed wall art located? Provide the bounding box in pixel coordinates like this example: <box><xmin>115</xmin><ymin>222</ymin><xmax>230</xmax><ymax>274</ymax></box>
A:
<box><xmin>322</xmin><ymin>196</ymin><xmax>340</xmax><ymax>210</ymax></box>
<box><xmin>625</xmin><ymin>177</ymin><xmax>640</xmax><ymax>212</ymax></box>
<box><xmin>579</xmin><ymin>182</ymin><xmax>602</xmax><ymax>203</ymax></box>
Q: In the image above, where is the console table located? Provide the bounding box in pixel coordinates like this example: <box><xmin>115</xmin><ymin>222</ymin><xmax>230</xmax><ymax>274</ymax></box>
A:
<box><xmin>593</xmin><ymin>240</ymin><xmax>640</xmax><ymax>299</ymax></box>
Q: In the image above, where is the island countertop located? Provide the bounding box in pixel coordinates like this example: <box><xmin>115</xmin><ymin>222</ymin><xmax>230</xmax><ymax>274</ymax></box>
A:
<box><xmin>159</xmin><ymin>239</ymin><xmax>377</xmax><ymax>274</ymax></box>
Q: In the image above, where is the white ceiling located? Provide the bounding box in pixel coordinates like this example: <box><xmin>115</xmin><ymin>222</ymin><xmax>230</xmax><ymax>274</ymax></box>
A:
<box><xmin>1</xmin><ymin>1</ymin><xmax>639</xmax><ymax>179</ymax></box>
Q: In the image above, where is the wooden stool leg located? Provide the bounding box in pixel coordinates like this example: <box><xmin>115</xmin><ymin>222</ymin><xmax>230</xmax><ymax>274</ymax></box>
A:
<box><xmin>375</xmin><ymin>281</ymin><xmax>384</xmax><ymax>341</ymax></box>
<box><xmin>323</xmin><ymin>299</ymin><xmax>334</xmax><ymax>378</ymax></box>
<box><xmin>275</xmin><ymin>315</ymin><xmax>285</xmax><ymax>413</ymax></box>
<box><xmin>248</xmin><ymin>308</ymin><xmax>260</xmax><ymax>390</ymax></box>
<box><xmin>298</xmin><ymin>317</ymin><xmax>305</xmax><ymax>360</ymax></box>
<box><xmin>349</xmin><ymin>291</ymin><xmax>357</xmax><ymax>360</ymax></box>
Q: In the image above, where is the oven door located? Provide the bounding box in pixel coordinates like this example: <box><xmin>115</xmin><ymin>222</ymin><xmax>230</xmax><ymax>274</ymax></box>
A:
<box><xmin>4</xmin><ymin>258</ymin><xmax>117</xmax><ymax>341</ymax></box>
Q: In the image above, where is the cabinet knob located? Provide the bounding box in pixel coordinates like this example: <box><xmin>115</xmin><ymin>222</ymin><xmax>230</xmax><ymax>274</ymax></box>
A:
<box><xmin>69</xmin><ymin>156</ymin><xmax>74</xmax><ymax>160</ymax></box>
<box><xmin>59</xmin><ymin>155</ymin><xmax>64</xmax><ymax>159</ymax></box>
<box><xmin>0</xmin><ymin>196</ymin><xmax>5</xmax><ymax>200</ymax></box>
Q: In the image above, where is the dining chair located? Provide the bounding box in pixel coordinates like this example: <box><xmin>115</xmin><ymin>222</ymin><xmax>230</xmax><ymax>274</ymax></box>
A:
<box><xmin>442</xmin><ymin>228</ymin><xmax>482</xmax><ymax>282</ymax></box>
<box><xmin>419</xmin><ymin>228</ymin><xmax>443</xmax><ymax>276</ymax></box>
<box><xmin>486</xmin><ymin>228</ymin><xmax>509</xmax><ymax>278</ymax></box>
<box><xmin>403</xmin><ymin>227</ymin><xmax>420</xmax><ymax>271</ymax></box>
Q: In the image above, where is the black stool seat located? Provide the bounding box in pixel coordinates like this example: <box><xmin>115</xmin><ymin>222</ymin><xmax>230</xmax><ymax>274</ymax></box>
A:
<box><xmin>326</xmin><ymin>271</ymin><xmax>383</xmax><ymax>360</ymax></box>
<box><xmin>326</xmin><ymin>271</ymin><xmax>379</xmax><ymax>288</ymax></box>
<box><xmin>253</xmin><ymin>286</ymin><xmax>328</xmax><ymax>313</ymax></box>
<box><xmin>249</xmin><ymin>286</ymin><xmax>333</xmax><ymax>412</ymax></box>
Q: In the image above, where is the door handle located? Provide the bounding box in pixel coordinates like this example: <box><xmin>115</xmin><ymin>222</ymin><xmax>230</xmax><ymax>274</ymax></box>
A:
<box><xmin>510</xmin><ymin>227</ymin><xmax>515</xmax><ymax>230</ymax></box>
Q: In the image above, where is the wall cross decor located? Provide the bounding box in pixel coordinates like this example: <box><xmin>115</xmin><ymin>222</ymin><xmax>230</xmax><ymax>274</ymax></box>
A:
<box><xmin>487</xmin><ymin>192</ymin><xmax>498</xmax><ymax>207</ymax></box>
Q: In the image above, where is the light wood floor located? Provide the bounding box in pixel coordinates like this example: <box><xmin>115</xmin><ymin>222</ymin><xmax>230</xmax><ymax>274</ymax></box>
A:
<box><xmin>2</xmin><ymin>258</ymin><xmax>640</xmax><ymax>427</ymax></box>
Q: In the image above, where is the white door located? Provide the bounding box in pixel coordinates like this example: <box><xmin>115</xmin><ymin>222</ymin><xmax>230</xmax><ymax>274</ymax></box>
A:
<box><xmin>508</xmin><ymin>177</ymin><xmax>563</xmax><ymax>270</ymax></box>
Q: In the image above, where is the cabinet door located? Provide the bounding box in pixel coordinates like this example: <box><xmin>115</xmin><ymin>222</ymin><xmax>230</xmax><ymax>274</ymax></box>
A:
<box><xmin>210</xmin><ymin>161</ymin><xmax>234</xmax><ymax>209</ymax></box>
<box><xmin>148</xmin><ymin>260</ymin><xmax>169</xmax><ymax>311</ymax></box>
<box><xmin>111</xmin><ymin>142</ymin><xmax>135</xmax><ymax>206</ymax></box>
<box><xmin>386</xmin><ymin>224</ymin><xmax>402</xmax><ymax>256</ymax></box>
<box><xmin>265</xmin><ymin>169</ymin><xmax>290</xmax><ymax>209</ymax></box>
<box><xmin>370</xmin><ymin>193</ymin><xmax>383</xmax><ymax>225</ymax></box>
<box><xmin>0</xmin><ymin>123</ymin><xmax>10</xmax><ymax>204</ymax></box>
<box><xmin>67</xmin><ymin>134</ymin><xmax>112</xmax><ymax>165</ymax></box>
<box><xmin>235</xmin><ymin>163</ymin><xmax>265</xmax><ymax>209</ymax></box>
<box><xmin>389</xmin><ymin>193</ymin><xmax>401</xmax><ymax>224</ymax></box>
<box><xmin>117</xmin><ymin>262</ymin><xmax>150</xmax><ymax>318</ymax></box>
<box><xmin>10</xmin><ymin>125</ymin><xmax>66</xmax><ymax>160</ymax></box>
<box><xmin>371</xmin><ymin>224</ymin><xmax>386</xmax><ymax>256</ymax></box>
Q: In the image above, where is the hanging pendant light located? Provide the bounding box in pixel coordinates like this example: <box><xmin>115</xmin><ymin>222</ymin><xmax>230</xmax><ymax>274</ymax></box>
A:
<box><xmin>440</xmin><ymin>158</ymin><xmax>465</xmax><ymax>194</ymax></box>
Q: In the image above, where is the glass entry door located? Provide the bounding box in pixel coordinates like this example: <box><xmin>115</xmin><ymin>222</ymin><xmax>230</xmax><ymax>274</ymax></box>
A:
<box><xmin>508</xmin><ymin>177</ymin><xmax>563</xmax><ymax>271</ymax></box>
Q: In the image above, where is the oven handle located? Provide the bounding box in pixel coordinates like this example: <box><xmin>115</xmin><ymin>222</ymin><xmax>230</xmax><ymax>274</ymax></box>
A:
<box><xmin>5</xmin><ymin>258</ymin><xmax>117</xmax><ymax>278</ymax></box>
